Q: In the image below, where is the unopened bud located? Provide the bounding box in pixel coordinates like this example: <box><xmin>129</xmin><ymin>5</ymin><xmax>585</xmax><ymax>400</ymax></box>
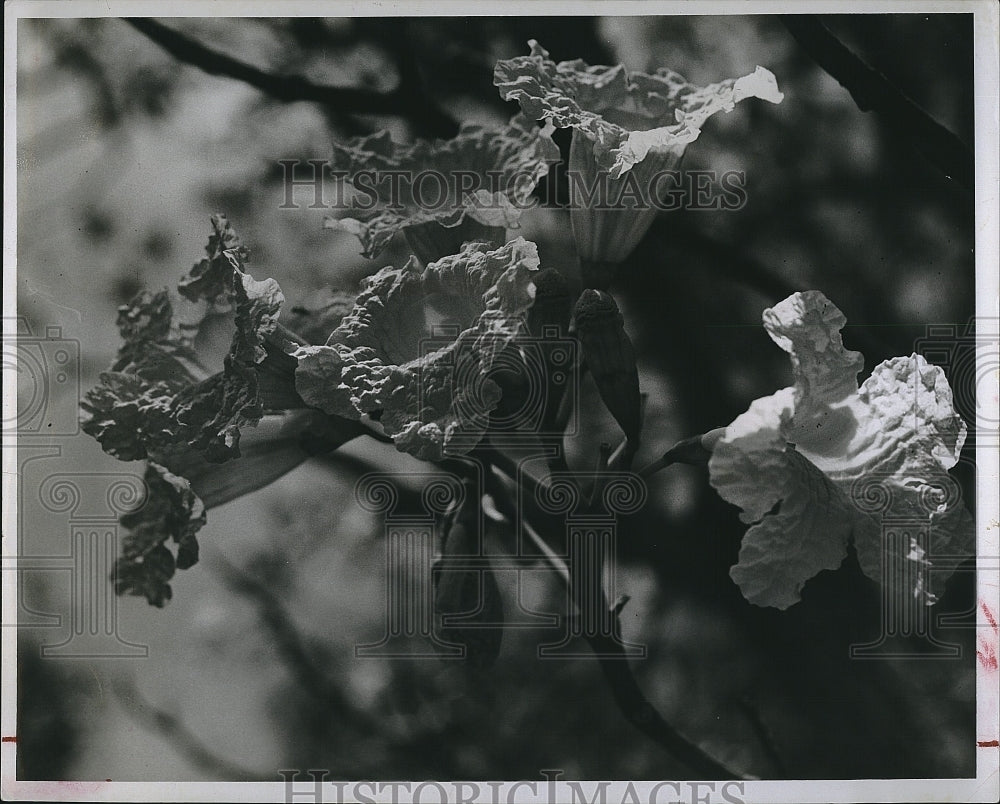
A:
<box><xmin>573</xmin><ymin>290</ymin><xmax>641</xmax><ymax>443</ymax></box>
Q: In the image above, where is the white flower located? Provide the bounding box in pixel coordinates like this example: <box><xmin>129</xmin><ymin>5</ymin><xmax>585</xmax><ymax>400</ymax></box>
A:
<box><xmin>708</xmin><ymin>291</ymin><xmax>973</xmax><ymax>609</ymax></box>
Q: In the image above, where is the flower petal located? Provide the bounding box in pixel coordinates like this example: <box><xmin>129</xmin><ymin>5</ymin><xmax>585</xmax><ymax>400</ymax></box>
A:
<box><xmin>709</xmin><ymin>291</ymin><xmax>973</xmax><ymax>608</ymax></box>
<box><xmin>115</xmin><ymin>463</ymin><xmax>206</xmax><ymax>607</ymax></box>
<box><xmin>728</xmin><ymin>450</ymin><xmax>860</xmax><ymax>610</ymax></box>
<box><xmin>325</xmin><ymin>115</ymin><xmax>559</xmax><ymax>259</ymax></box>
<box><xmin>844</xmin><ymin>354</ymin><xmax>968</xmax><ymax>478</ymax></box>
<box><xmin>82</xmin><ymin>216</ymin><xmax>292</xmax><ymax>464</ymax></box>
<box><xmin>114</xmin><ymin>410</ymin><xmax>366</xmax><ymax>607</ymax></box>
<box><xmin>709</xmin><ymin>389</ymin><xmax>865</xmax><ymax>609</ymax></box>
<box><xmin>295</xmin><ymin>238</ymin><xmax>540</xmax><ymax>460</ymax></box>
<box><xmin>495</xmin><ymin>41</ymin><xmax>783</xmax><ymax>178</ymax></box>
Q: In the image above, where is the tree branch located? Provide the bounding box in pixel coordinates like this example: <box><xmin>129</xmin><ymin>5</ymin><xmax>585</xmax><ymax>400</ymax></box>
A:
<box><xmin>781</xmin><ymin>15</ymin><xmax>973</xmax><ymax>191</ymax></box>
<box><xmin>485</xmin><ymin>448</ymin><xmax>747</xmax><ymax>779</ymax></box>
<box><xmin>123</xmin><ymin>18</ymin><xmax>459</xmax><ymax>138</ymax></box>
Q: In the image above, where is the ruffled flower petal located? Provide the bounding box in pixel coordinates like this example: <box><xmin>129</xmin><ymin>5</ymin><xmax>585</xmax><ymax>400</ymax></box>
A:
<box><xmin>325</xmin><ymin>114</ymin><xmax>559</xmax><ymax>262</ymax></box>
<box><xmin>708</xmin><ymin>291</ymin><xmax>972</xmax><ymax>609</ymax></box>
<box><xmin>494</xmin><ymin>41</ymin><xmax>783</xmax><ymax>179</ymax></box>
<box><xmin>114</xmin><ymin>409</ymin><xmax>365</xmax><ymax>606</ymax></box>
<box><xmin>495</xmin><ymin>41</ymin><xmax>782</xmax><ymax>274</ymax></box>
<box><xmin>295</xmin><ymin>237</ymin><xmax>540</xmax><ymax>460</ymax></box>
<box><xmin>83</xmin><ymin>217</ymin><xmax>369</xmax><ymax>606</ymax></box>
<box><xmin>115</xmin><ymin>462</ymin><xmax>205</xmax><ymax>607</ymax></box>
<box><xmin>82</xmin><ymin>215</ymin><xmax>293</xmax><ymax>464</ymax></box>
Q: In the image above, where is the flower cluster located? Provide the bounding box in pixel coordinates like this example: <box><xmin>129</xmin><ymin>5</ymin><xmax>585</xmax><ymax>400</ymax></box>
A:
<box><xmin>82</xmin><ymin>216</ymin><xmax>364</xmax><ymax>604</ymax></box>
<box><xmin>81</xmin><ymin>42</ymin><xmax>971</xmax><ymax>623</ymax></box>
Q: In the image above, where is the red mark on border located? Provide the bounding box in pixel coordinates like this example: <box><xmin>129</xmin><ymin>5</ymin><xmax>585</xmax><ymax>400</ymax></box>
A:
<box><xmin>978</xmin><ymin>740</ymin><xmax>999</xmax><ymax>748</ymax></box>
<box><xmin>1</xmin><ymin>736</ymin><xmax>16</xmax><ymax>743</ymax></box>
<box><xmin>978</xmin><ymin>600</ymin><xmax>999</xmax><ymax>672</ymax></box>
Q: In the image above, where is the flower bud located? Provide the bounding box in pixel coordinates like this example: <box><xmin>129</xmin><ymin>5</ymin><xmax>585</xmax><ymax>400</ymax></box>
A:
<box><xmin>574</xmin><ymin>289</ymin><xmax>641</xmax><ymax>443</ymax></box>
<box><xmin>527</xmin><ymin>268</ymin><xmax>572</xmax><ymax>338</ymax></box>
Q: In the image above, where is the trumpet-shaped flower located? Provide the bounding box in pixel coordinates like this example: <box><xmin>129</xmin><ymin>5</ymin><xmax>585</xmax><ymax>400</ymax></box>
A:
<box><xmin>82</xmin><ymin>216</ymin><xmax>364</xmax><ymax>605</ymax></box>
<box><xmin>82</xmin><ymin>215</ymin><xmax>297</xmax><ymax>464</ymax></box>
<box><xmin>495</xmin><ymin>41</ymin><xmax>783</xmax><ymax>278</ymax></box>
<box><xmin>708</xmin><ymin>291</ymin><xmax>973</xmax><ymax>609</ymax></box>
<box><xmin>295</xmin><ymin>237</ymin><xmax>540</xmax><ymax>461</ymax></box>
<box><xmin>325</xmin><ymin>114</ymin><xmax>559</xmax><ymax>264</ymax></box>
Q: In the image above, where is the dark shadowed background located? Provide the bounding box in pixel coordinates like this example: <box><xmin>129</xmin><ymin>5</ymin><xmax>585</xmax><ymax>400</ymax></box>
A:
<box><xmin>14</xmin><ymin>13</ymin><xmax>976</xmax><ymax>781</ymax></box>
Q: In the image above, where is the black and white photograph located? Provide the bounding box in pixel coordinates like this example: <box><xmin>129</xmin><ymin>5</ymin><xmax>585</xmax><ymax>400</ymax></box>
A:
<box><xmin>3</xmin><ymin>2</ymin><xmax>998</xmax><ymax>801</ymax></box>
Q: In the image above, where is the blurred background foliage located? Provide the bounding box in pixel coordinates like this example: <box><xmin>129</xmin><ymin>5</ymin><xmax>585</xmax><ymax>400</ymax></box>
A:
<box><xmin>16</xmin><ymin>13</ymin><xmax>976</xmax><ymax>781</ymax></box>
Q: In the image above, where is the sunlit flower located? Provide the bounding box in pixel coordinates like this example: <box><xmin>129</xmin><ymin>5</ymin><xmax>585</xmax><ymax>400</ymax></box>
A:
<box><xmin>325</xmin><ymin>115</ymin><xmax>559</xmax><ymax>265</ymax></box>
<box><xmin>707</xmin><ymin>291</ymin><xmax>973</xmax><ymax>609</ymax></box>
<box><xmin>295</xmin><ymin>237</ymin><xmax>541</xmax><ymax>461</ymax></box>
<box><xmin>495</xmin><ymin>41</ymin><xmax>783</xmax><ymax>285</ymax></box>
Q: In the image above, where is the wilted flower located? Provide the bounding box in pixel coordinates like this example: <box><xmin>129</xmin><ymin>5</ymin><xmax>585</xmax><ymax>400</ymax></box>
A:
<box><xmin>495</xmin><ymin>41</ymin><xmax>783</xmax><ymax>285</ymax></box>
<box><xmin>82</xmin><ymin>216</ymin><xmax>365</xmax><ymax>605</ymax></box>
<box><xmin>294</xmin><ymin>237</ymin><xmax>541</xmax><ymax>461</ymax></box>
<box><xmin>325</xmin><ymin>114</ymin><xmax>559</xmax><ymax>265</ymax></box>
<box><xmin>707</xmin><ymin>291</ymin><xmax>973</xmax><ymax>609</ymax></box>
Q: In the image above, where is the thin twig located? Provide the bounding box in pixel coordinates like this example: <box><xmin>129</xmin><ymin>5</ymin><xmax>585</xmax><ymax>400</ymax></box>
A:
<box><xmin>124</xmin><ymin>18</ymin><xmax>459</xmax><ymax>138</ymax></box>
<box><xmin>781</xmin><ymin>15</ymin><xmax>972</xmax><ymax>191</ymax></box>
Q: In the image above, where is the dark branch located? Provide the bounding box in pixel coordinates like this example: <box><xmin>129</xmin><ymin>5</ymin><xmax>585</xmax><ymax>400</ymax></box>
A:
<box><xmin>484</xmin><ymin>447</ymin><xmax>746</xmax><ymax>779</ymax></box>
<box><xmin>123</xmin><ymin>18</ymin><xmax>459</xmax><ymax>138</ymax></box>
<box><xmin>781</xmin><ymin>15</ymin><xmax>973</xmax><ymax>191</ymax></box>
